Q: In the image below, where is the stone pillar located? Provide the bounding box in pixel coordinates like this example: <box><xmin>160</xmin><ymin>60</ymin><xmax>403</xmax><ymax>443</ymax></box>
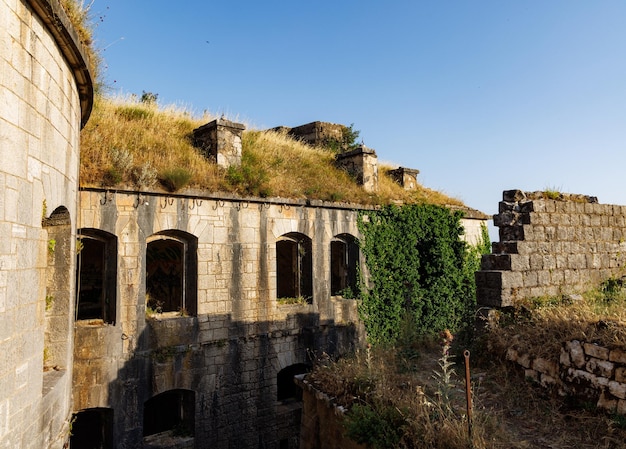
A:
<box><xmin>388</xmin><ymin>167</ymin><xmax>420</xmax><ymax>190</ymax></box>
<box><xmin>335</xmin><ymin>145</ymin><xmax>378</xmax><ymax>193</ymax></box>
<box><xmin>193</xmin><ymin>118</ymin><xmax>245</xmax><ymax>168</ymax></box>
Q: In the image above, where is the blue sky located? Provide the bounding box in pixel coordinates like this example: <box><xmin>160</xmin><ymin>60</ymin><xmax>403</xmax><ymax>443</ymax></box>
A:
<box><xmin>93</xmin><ymin>1</ymin><xmax>626</xmax><ymax>219</ymax></box>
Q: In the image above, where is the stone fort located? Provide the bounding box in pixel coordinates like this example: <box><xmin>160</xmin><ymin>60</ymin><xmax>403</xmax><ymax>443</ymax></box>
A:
<box><xmin>7</xmin><ymin>1</ymin><xmax>626</xmax><ymax>448</ymax></box>
<box><xmin>1</xmin><ymin>2</ymin><xmax>490</xmax><ymax>448</ymax></box>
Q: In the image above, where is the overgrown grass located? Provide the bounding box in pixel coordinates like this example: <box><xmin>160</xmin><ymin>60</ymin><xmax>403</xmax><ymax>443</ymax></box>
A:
<box><xmin>485</xmin><ymin>278</ymin><xmax>626</xmax><ymax>360</ymax></box>
<box><xmin>59</xmin><ymin>0</ymin><xmax>102</xmax><ymax>89</ymax></box>
<box><xmin>306</xmin><ymin>278</ymin><xmax>626</xmax><ymax>448</ymax></box>
<box><xmin>80</xmin><ymin>96</ymin><xmax>465</xmax><ymax>207</ymax></box>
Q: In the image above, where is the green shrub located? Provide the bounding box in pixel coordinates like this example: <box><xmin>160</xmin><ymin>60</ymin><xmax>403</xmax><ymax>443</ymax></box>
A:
<box><xmin>357</xmin><ymin>204</ymin><xmax>486</xmax><ymax>345</ymax></box>
<box><xmin>344</xmin><ymin>402</ymin><xmax>405</xmax><ymax>449</ymax></box>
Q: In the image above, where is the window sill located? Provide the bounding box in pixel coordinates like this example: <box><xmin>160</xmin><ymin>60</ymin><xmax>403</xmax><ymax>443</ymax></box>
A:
<box><xmin>146</xmin><ymin>311</ymin><xmax>195</xmax><ymax>321</ymax></box>
<box><xmin>75</xmin><ymin>319</ymin><xmax>111</xmax><ymax>327</ymax></box>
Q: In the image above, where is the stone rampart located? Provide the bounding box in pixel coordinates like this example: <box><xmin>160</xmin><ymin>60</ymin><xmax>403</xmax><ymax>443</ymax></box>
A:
<box><xmin>476</xmin><ymin>190</ymin><xmax>626</xmax><ymax>307</ymax></box>
<box><xmin>0</xmin><ymin>0</ymin><xmax>92</xmax><ymax>448</ymax></box>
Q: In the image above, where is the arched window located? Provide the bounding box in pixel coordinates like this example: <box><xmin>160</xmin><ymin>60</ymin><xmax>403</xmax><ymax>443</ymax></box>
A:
<box><xmin>143</xmin><ymin>389</ymin><xmax>195</xmax><ymax>437</ymax></box>
<box><xmin>276</xmin><ymin>233</ymin><xmax>312</xmax><ymax>304</ymax></box>
<box><xmin>146</xmin><ymin>231</ymin><xmax>197</xmax><ymax>316</ymax></box>
<box><xmin>70</xmin><ymin>408</ymin><xmax>114</xmax><ymax>449</ymax></box>
<box><xmin>330</xmin><ymin>234</ymin><xmax>359</xmax><ymax>298</ymax></box>
<box><xmin>277</xmin><ymin>363</ymin><xmax>310</xmax><ymax>402</ymax></box>
<box><xmin>76</xmin><ymin>229</ymin><xmax>117</xmax><ymax>324</ymax></box>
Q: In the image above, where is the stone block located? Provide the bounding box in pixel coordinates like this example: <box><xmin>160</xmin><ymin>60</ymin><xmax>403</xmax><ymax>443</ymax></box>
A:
<box><xmin>597</xmin><ymin>391</ymin><xmax>617</xmax><ymax>412</ymax></box>
<box><xmin>609</xmin><ymin>381</ymin><xmax>626</xmax><ymax>400</ymax></box>
<box><xmin>532</xmin><ymin>357</ymin><xmax>558</xmax><ymax>378</ymax></box>
<box><xmin>586</xmin><ymin>358</ymin><xmax>614</xmax><ymax>378</ymax></box>
<box><xmin>610</xmin><ymin>349</ymin><xmax>626</xmax><ymax>364</ymax></box>
<box><xmin>566</xmin><ymin>340</ymin><xmax>586</xmax><ymax>368</ymax></box>
<box><xmin>584</xmin><ymin>343</ymin><xmax>610</xmax><ymax>360</ymax></box>
<box><xmin>616</xmin><ymin>367</ymin><xmax>626</xmax><ymax>384</ymax></box>
<box><xmin>503</xmin><ymin>190</ymin><xmax>526</xmax><ymax>202</ymax></box>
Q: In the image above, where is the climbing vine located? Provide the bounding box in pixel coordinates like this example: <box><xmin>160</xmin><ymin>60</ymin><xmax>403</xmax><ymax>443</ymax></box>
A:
<box><xmin>357</xmin><ymin>204</ymin><xmax>488</xmax><ymax>345</ymax></box>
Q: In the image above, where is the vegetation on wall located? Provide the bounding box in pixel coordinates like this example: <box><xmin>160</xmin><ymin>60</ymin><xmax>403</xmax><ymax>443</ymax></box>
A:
<box><xmin>357</xmin><ymin>204</ymin><xmax>489</xmax><ymax>345</ymax></box>
<box><xmin>80</xmin><ymin>97</ymin><xmax>466</xmax><ymax>207</ymax></box>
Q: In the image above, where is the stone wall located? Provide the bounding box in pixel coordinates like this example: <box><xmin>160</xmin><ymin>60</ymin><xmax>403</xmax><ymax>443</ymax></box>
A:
<box><xmin>0</xmin><ymin>0</ymin><xmax>92</xmax><ymax>448</ymax></box>
<box><xmin>476</xmin><ymin>190</ymin><xmax>626</xmax><ymax>307</ymax></box>
<box><xmin>296</xmin><ymin>376</ymin><xmax>365</xmax><ymax>449</ymax></box>
<box><xmin>72</xmin><ymin>189</ymin><xmax>488</xmax><ymax>448</ymax></box>
<box><xmin>73</xmin><ymin>190</ymin><xmax>365</xmax><ymax>449</ymax></box>
<box><xmin>506</xmin><ymin>340</ymin><xmax>626</xmax><ymax>414</ymax></box>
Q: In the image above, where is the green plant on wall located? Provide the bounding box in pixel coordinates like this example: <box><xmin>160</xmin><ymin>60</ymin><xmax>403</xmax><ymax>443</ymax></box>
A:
<box><xmin>48</xmin><ymin>239</ymin><xmax>57</xmax><ymax>254</ymax></box>
<box><xmin>357</xmin><ymin>204</ymin><xmax>487</xmax><ymax>345</ymax></box>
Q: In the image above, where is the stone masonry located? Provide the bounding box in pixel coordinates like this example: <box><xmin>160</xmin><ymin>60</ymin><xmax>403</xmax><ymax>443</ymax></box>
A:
<box><xmin>506</xmin><ymin>340</ymin><xmax>626</xmax><ymax>414</ymax></box>
<box><xmin>73</xmin><ymin>189</ymin><xmax>366</xmax><ymax>449</ymax></box>
<box><xmin>0</xmin><ymin>1</ymin><xmax>92</xmax><ymax>448</ymax></box>
<box><xmin>476</xmin><ymin>190</ymin><xmax>626</xmax><ymax>307</ymax></box>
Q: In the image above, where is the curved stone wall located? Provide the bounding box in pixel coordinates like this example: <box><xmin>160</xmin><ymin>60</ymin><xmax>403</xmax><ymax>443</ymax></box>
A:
<box><xmin>0</xmin><ymin>0</ymin><xmax>92</xmax><ymax>447</ymax></box>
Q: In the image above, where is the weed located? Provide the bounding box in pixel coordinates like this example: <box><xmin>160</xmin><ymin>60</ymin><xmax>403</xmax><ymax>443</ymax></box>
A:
<box><xmin>277</xmin><ymin>296</ymin><xmax>309</xmax><ymax>306</ymax></box>
<box><xmin>45</xmin><ymin>295</ymin><xmax>54</xmax><ymax>311</ymax></box>
<box><xmin>131</xmin><ymin>162</ymin><xmax>157</xmax><ymax>189</ymax></box>
<box><xmin>160</xmin><ymin>168</ymin><xmax>192</xmax><ymax>192</ymax></box>
<box><xmin>48</xmin><ymin>239</ymin><xmax>56</xmax><ymax>254</ymax></box>
<box><xmin>542</xmin><ymin>186</ymin><xmax>562</xmax><ymax>200</ymax></box>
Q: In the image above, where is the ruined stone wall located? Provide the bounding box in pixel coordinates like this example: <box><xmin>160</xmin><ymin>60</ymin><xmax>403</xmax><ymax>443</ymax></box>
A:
<box><xmin>0</xmin><ymin>1</ymin><xmax>92</xmax><ymax>448</ymax></box>
<box><xmin>476</xmin><ymin>190</ymin><xmax>626</xmax><ymax>307</ymax></box>
<box><xmin>506</xmin><ymin>340</ymin><xmax>626</xmax><ymax>415</ymax></box>
<box><xmin>297</xmin><ymin>376</ymin><xmax>365</xmax><ymax>449</ymax></box>
<box><xmin>74</xmin><ymin>190</ymin><xmax>364</xmax><ymax>449</ymax></box>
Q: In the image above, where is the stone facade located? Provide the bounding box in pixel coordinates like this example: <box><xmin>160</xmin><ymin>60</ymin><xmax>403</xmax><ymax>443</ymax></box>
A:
<box><xmin>0</xmin><ymin>1</ymin><xmax>92</xmax><ymax>448</ymax></box>
<box><xmin>476</xmin><ymin>190</ymin><xmax>626</xmax><ymax>307</ymax></box>
<box><xmin>72</xmin><ymin>189</ymin><xmax>365</xmax><ymax>448</ymax></box>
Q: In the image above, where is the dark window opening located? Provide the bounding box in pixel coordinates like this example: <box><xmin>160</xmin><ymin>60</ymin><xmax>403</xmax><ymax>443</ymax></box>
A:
<box><xmin>276</xmin><ymin>233</ymin><xmax>312</xmax><ymax>304</ymax></box>
<box><xmin>277</xmin><ymin>363</ymin><xmax>310</xmax><ymax>402</ymax></box>
<box><xmin>146</xmin><ymin>231</ymin><xmax>197</xmax><ymax>316</ymax></box>
<box><xmin>330</xmin><ymin>234</ymin><xmax>359</xmax><ymax>297</ymax></box>
<box><xmin>143</xmin><ymin>390</ymin><xmax>195</xmax><ymax>437</ymax></box>
<box><xmin>70</xmin><ymin>408</ymin><xmax>114</xmax><ymax>449</ymax></box>
<box><xmin>76</xmin><ymin>229</ymin><xmax>117</xmax><ymax>323</ymax></box>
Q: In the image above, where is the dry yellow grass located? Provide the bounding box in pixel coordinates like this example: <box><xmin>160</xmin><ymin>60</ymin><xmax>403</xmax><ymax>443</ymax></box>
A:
<box><xmin>486</xmin><ymin>286</ymin><xmax>626</xmax><ymax>359</ymax></box>
<box><xmin>80</xmin><ymin>96</ymin><xmax>466</xmax><ymax>208</ymax></box>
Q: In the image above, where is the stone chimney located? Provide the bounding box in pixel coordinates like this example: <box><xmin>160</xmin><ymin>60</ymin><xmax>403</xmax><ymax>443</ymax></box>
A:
<box><xmin>388</xmin><ymin>167</ymin><xmax>420</xmax><ymax>190</ymax></box>
<box><xmin>193</xmin><ymin>118</ymin><xmax>245</xmax><ymax>168</ymax></box>
<box><xmin>335</xmin><ymin>145</ymin><xmax>378</xmax><ymax>192</ymax></box>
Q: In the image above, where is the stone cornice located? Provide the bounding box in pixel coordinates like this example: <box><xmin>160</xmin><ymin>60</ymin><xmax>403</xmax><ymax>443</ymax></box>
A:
<box><xmin>27</xmin><ymin>0</ymin><xmax>94</xmax><ymax>127</ymax></box>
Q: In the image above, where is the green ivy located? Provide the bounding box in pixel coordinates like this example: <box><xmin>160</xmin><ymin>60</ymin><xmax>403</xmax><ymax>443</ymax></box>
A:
<box><xmin>357</xmin><ymin>204</ymin><xmax>488</xmax><ymax>345</ymax></box>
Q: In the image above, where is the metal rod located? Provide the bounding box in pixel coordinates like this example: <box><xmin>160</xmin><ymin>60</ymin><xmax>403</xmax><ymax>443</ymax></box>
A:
<box><xmin>464</xmin><ymin>349</ymin><xmax>473</xmax><ymax>444</ymax></box>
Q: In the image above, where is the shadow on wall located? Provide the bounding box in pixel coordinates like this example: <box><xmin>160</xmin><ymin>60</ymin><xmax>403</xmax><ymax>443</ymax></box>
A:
<box><xmin>70</xmin><ymin>311</ymin><xmax>358</xmax><ymax>449</ymax></box>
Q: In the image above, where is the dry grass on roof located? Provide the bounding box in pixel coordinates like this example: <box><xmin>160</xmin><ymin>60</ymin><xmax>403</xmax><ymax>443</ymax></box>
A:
<box><xmin>80</xmin><ymin>96</ymin><xmax>465</xmax><ymax>207</ymax></box>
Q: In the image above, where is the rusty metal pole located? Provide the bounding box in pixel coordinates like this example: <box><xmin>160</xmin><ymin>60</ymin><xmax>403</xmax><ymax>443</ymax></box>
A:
<box><xmin>464</xmin><ymin>349</ymin><xmax>473</xmax><ymax>445</ymax></box>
